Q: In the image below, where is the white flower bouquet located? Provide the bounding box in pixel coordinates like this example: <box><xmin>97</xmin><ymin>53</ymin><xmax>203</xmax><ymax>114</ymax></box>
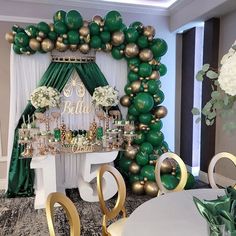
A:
<box><xmin>30</xmin><ymin>86</ymin><xmax>60</xmax><ymax>110</ymax></box>
<box><xmin>92</xmin><ymin>85</ymin><xmax>119</xmax><ymax>107</ymax></box>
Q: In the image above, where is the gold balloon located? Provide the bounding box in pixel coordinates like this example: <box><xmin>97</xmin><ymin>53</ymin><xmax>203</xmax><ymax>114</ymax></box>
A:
<box><xmin>131</xmin><ymin>80</ymin><xmax>141</xmax><ymax>93</ymax></box>
<box><xmin>57</xmin><ymin>37</ymin><xmax>63</xmax><ymax>43</ymax></box>
<box><xmin>79</xmin><ymin>43</ymin><xmax>90</xmax><ymax>54</ymax></box>
<box><xmin>5</xmin><ymin>32</ymin><xmax>14</xmax><ymax>43</ymax></box>
<box><xmin>70</xmin><ymin>44</ymin><xmax>78</xmax><ymax>52</ymax></box>
<box><xmin>103</xmin><ymin>43</ymin><xmax>112</xmax><ymax>52</ymax></box>
<box><xmin>92</xmin><ymin>15</ymin><xmax>103</xmax><ymax>26</ymax></box>
<box><xmin>139</xmin><ymin>49</ymin><xmax>153</xmax><ymax>62</ymax></box>
<box><xmin>38</xmin><ymin>31</ymin><xmax>45</xmax><ymax>38</ymax></box>
<box><xmin>29</xmin><ymin>38</ymin><xmax>41</xmax><ymax>51</ymax></box>
<box><xmin>49</xmin><ymin>23</ymin><xmax>54</xmax><ymax>32</ymax></box>
<box><xmin>120</xmin><ymin>95</ymin><xmax>131</xmax><ymax>107</ymax></box>
<box><xmin>55</xmin><ymin>41</ymin><xmax>68</xmax><ymax>52</ymax></box>
<box><xmin>83</xmin><ymin>20</ymin><xmax>89</xmax><ymax>27</ymax></box>
<box><xmin>150</xmin><ymin>70</ymin><xmax>160</xmax><ymax>80</ymax></box>
<box><xmin>112</xmin><ymin>31</ymin><xmax>125</xmax><ymax>46</ymax></box>
<box><xmin>129</xmin><ymin>162</ymin><xmax>140</xmax><ymax>174</ymax></box>
<box><xmin>143</xmin><ymin>25</ymin><xmax>155</xmax><ymax>38</ymax></box>
<box><xmin>41</xmin><ymin>39</ymin><xmax>54</xmax><ymax>52</ymax></box>
<box><xmin>160</xmin><ymin>158</ymin><xmax>173</xmax><ymax>174</ymax></box>
<box><xmin>84</xmin><ymin>34</ymin><xmax>90</xmax><ymax>44</ymax></box>
<box><xmin>124</xmin><ymin>145</ymin><xmax>138</xmax><ymax>160</ymax></box>
<box><xmin>149</xmin><ymin>59</ymin><xmax>158</xmax><ymax>65</ymax></box>
<box><xmin>36</xmin><ymin>36</ymin><xmax>43</xmax><ymax>42</ymax></box>
<box><xmin>154</xmin><ymin>106</ymin><xmax>168</xmax><ymax>119</ymax></box>
<box><xmin>144</xmin><ymin>181</ymin><xmax>158</xmax><ymax>197</ymax></box>
<box><xmin>65</xmin><ymin>130</ymin><xmax>73</xmax><ymax>144</ymax></box>
<box><xmin>138</xmin><ymin>123</ymin><xmax>148</xmax><ymax>131</ymax></box>
<box><xmin>132</xmin><ymin>181</ymin><xmax>144</xmax><ymax>195</ymax></box>
<box><xmin>124</xmin><ymin>43</ymin><xmax>139</xmax><ymax>58</ymax></box>
<box><xmin>79</xmin><ymin>26</ymin><xmax>90</xmax><ymax>37</ymax></box>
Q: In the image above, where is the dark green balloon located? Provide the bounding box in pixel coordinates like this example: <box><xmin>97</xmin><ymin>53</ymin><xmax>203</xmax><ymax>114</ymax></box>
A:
<box><xmin>154</xmin><ymin>89</ymin><xmax>165</xmax><ymax>104</ymax></box>
<box><xmin>140</xmin><ymin>142</ymin><xmax>153</xmax><ymax>154</ymax></box>
<box><xmin>120</xmin><ymin>23</ymin><xmax>127</xmax><ymax>32</ymax></box>
<box><xmin>161</xmin><ymin>174</ymin><xmax>179</xmax><ymax>190</ymax></box>
<box><xmin>104</xmin><ymin>10</ymin><xmax>122</xmax><ymax>32</ymax></box>
<box><xmin>149</xmin><ymin>154</ymin><xmax>158</xmax><ymax>161</ymax></box>
<box><xmin>139</xmin><ymin>63</ymin><xmax>152</xmax><ymax>77</ymax></box>
<box><xmin>128</xmin><ymin>57</ymin><xmax>140</xmax><ymax>68</ymax></box>
<box><xmin>151</xmin><ymin>38</ymin><xmax>168</xmax><ymax>57</ymax></box>
<box><xmin>137</xmin><ymin>36</ymin><xmax>148</xmax><ymax>49</ymax></box>
<box><xmin>37</xmin><ymin>22</ymin><xmax>50</xmax><ymax>34</ymax></box>
<box><xmin>140</xmin><ymin>165</ymin><xmax>155</xmax><ymax>181</ymax></box>
<box><xmin>48</xmin><ymin>31</ymin><xmax>57</xmax><ymax>41</ymax></box>
<box><xmin>177</xmin><ymin>172</ymin><xmax>195</xmax><ymax>190</ymax></box>
<box><xmin>129</xmin><ymin>174</ymin><xmax>141</xmax><ymax>184</ymax></box>
<box><xmin>111</xmin><ymin>47</ymin><xmax>123</xmax><ymax>60</ymax></box>
<box><xmin>136</xmin><ymin>152</ymin><xmax>149</xmax><ymax>166</ymax></box>
<box><xmin>161</xmin><ymin>141</ymin><xmax>169</xmax><ymax>150</ymax></box>
<box><xmin>124</xmin><ymin>84</ymin><xmax>132</xmax><ymax>95</ymax></box>
<box><xmin>127</xmin><ymin>114</ymin><xmax>138</xmax><ymax>121</ymax></box>
<box><xmin>89</xmin><ymin>22</ymin><xmax>100</xmax><ymax>36</ymax></box>
<box><xmin>158</xmin><ymin>63</ymin><xmax>167</xmax><ymax>76</ymax></box>
<box><xmin>134</xmin><ymin>92</ymin><xmax>154</xmax><ymax>113</ymax></box>
<box><xmin>133</xmin><ymin>131</ymin><xmax>146</xmax><ymax>145</ymax></box>
<box><xmin>128</xmin><ymin>104</ymin><xmax>140</xmax><ymax>116</ymax></box>
<box><xmin>53</xmin><ymin>10</ymin><xmax>66</xmax><ymax>23</ymax></box>
<box><xmin>149</xmin><ymin>120</ymin><xmax>163</xmax><ymax>131</ymax></box>
<box><xmin>146</xmin><ymin>130</ymin><xmax>164</xmax><ymax>147</ymax></box>
<box><xmin>128</xmin><ymin>71</ymin><xmax>139</xmax><ymax>82</ymax></box>
<box><xmin>153</xmin><ymin>147</ymin><xmax>164</xmax><ymax>156</ymax></box>
<box><xmin>129</xmin><ymin>21</ymin><xmax>143</xmax><ymax>33</ymax></box>
<box><xmin>54</xmin><ymin>21</ymin><xmax>67</xmax><ymax>34</ymax></box>
<box><xmin>65</xmin><ymin>10</ymin><xmax>83</xmax><ymax>30</ymax></box>
<box><xmin>119</xmin><ymin>156</ymin><xmax>132</xmax><ymax>173</ymax></box>
<box><xmin>100</xmin><ymin>31</ymin><xmax>111</xmax><ymax>43</ymax></box>
<box><xmin>139</xmin><ymin>113</ymin><xmax>153</xmax><ymax>124</ymax></box>
<box><xmin>147</xmin><ymin>80</ymin><xmax>158</xmax><ymax>94</ymax></box>
<box><xmin>68</xmin><ymin>30</ymin><xmax>80</xmax><ymax>44</ymax></box>
<box><xmin>125</xmin><ymin>27</ymin><xmax>139</xmax><ymax>43</ymax></box>
<box><xmin>14</xmin><ymin>32</ymin><xmax>29</xmax><ymax>47</ymax></box>
<box><xmin>25</xmin><ymin>25</ymin><xmax>38</xmax><ymax>38</ymax></box>
<box><xmin>13</xmin><ymin>44</ymin><xmax>22</xmax><ymax>54</ymax></box>
<box><xmin>90</xmin><ymin>35</ymin><xmax>102</xmax><ymax>49</ymax></box>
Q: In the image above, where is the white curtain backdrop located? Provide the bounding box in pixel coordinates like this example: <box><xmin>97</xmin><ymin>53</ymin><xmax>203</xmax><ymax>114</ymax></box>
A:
<box><xmin>7</xmin><ymin>50</ymin><xmax>128</xmax><ymax>189</ymax></box>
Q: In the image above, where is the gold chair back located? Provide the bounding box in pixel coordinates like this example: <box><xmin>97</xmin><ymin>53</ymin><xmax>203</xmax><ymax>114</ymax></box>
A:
<box><xmin>155</xmin><ymin>152</ymin><xmax>188</xmax><ymax>196</ymax></box>
<box><xmin>45</xmin><ymin>192</ymin><xmax>80</xmax><ymax>236</ymax></box>
<box><xmin>208</xmin><ymin>152</ymin><xmax>236</xmax><ymax>189</ymax></box>
<box><xmin>97</xmin><ymin>164</ymin><xmax>126</xmax><ymax>236</ymax></box>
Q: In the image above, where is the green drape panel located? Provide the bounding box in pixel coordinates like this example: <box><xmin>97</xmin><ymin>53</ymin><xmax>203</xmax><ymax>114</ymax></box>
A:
<box><xmin>7</xmin><ymin>61</ymin><xmax>119</xmax><ymax>197</ymax></box>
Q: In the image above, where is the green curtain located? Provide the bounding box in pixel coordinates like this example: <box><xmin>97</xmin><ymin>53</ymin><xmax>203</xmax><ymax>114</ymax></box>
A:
<box><xmin>7</xmin><ymin>61</ymin><xmax>118</xmax><ymax>197</ymax></box>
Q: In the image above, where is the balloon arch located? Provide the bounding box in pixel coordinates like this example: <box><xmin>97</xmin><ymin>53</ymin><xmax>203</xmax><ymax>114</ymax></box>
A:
<box><xmin>5</xmin><ymin>10</ymin><xmax>194</xmax><ymax>196</ymax></box>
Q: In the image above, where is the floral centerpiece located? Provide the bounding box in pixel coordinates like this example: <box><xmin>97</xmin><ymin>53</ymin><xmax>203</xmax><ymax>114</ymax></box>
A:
<box><xmin>30</xmin><ymin>86</ymin><xmax>60</xmax><ymax>111</ymax></box>
<box><xmin>192</xmin><ymin>40</ymin><xmax>236</xmax><ymax>131</ymax></box>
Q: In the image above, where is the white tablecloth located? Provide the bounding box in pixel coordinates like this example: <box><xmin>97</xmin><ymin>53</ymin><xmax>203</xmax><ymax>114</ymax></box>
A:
<box><xmin>122</xmin><ymin>189</ymin><xmax>225</xmax><ymax>236</ymax></box>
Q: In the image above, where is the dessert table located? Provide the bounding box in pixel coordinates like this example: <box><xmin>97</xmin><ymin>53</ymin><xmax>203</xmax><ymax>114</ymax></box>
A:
<box><xmin>122</xmin><ymin>188</ymin><xmax>225</xmax><ymax>236</ymax></box>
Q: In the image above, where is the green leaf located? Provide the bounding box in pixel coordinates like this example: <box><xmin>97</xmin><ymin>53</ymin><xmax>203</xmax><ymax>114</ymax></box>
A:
<box><xmin>224</xmin><ymin>96</ymin><xmax>229</xmax><ymax>106</ymax></box>
<box><xmin>211</xmin><ymin>91</ymin><xmax>220</xmax><ymax>99</ymax></box>
<box><xmin>195</xmin><ymin>117</ymin><xmax>201</xmax><ymax>124</ymax></box>
<box><xmin>202</xmin><ymin>64</ymin><xmax>210</xmax><ymax>72</ymax></box>
<box><xmin>206</xmin><ymin>119</ymin><xmax>211</xmax><ymax>126</ymax></box>
<box><xmin>191</xmin><ymin>107</ymin><xmax>200</xmax><ymax>115</ymax></box>
<box><xmin>196</xmin><ymin>72</ymin><xmax>204</xmax><ymax>81</ymax></box>
<box><xmin>210</xmin><ymin>120</ymin><xmax>215</xmax><ymax>125</ymax></box>
<box><xmin>206</xmin><ymin>70</ymin><xmax>218</xmax><ymax>79</ymax></box>
<box><xmin>208</xmin><ymin>111</ymin><xmax>216</xmax><ymax>120</ymax></box>
<box><xmin>213</xmin><ymin>101</ymin><xmax>223</xmax><ymax>109</ymax></box>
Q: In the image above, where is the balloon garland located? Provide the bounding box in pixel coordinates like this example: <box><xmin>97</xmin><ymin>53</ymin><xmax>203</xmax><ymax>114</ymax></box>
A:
<box><xmin>5</xmin><ymin>9</ymin><xmax>195</xmax><ymax>196</ymax></box>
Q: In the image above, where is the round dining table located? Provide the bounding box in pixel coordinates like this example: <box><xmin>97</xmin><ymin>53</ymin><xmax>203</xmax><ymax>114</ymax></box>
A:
<box><xmin>122</xmin><ymin>188</ymin><xmax>225</xmax><ymax>236</ymax></box>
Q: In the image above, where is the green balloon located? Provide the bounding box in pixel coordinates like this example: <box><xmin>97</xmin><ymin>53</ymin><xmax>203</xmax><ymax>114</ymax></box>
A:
<box><xmin>128</xmin><ymin>104</ymin><xmax>140</xmax><ymax>116</ymax></box>
<box><xmin>37</xmin><ymin>22</ymin><xmax>50</xmax><ymax>34</ymax></box>
<box><xmin>90</xmin><ymin>35</ymin><xmax>102</xmax><ymax>49</ymax></box>
<box><xmin>65</xmin><ymin>10</ymin><xmax>83</xmax><ymax>30</ymax></box>
<box><xmin>68</xmin><ymin>30</ymin><xmax>80</xmax><ymax>44</ymax></box>
<box><xmin>129</xmin><ymin>174</ymin><xmax>141</xmax><ymax>184</ymax></box>
<box><xmin>48</xmin><ymin>31</ymin><xmax>57</xmax><ymax>41</ymax></box>
<box><xmin>125</xmin><ymin>27</ymin><xmax>139</xmax><ymax>43</ymax></box>
<box><xmin>161</xmin><ymin>141</ymin><xmax>169</xmax><ymax>150</ymax></box>
<box><xmin>161</xmin><ymin>174</ymin><xmax>179</xmax><ymax>190</ymax></box>
<box><xmin>136</xmin><ymin>152</ymin><xmax>149</xmax><ymax>166</ymax></box>
<box><xmin>128</xmin><ymin>71</ymin><xmax>139</xmax><ymax>82</ymax></box>
<box><xmin>124</xmin><ymin>84</ymin><xmax>132</xmax><ymax>95</ymax></box>
<box><xmin>53</xmin><ymin>10</ymin><xmax>66</xmax><ymax>23</ymax></box>
<box><xmin>139</xmin><ymin>113</ymin><xmax>153</xmax><ymax>124</ymax></box>
<box><xmin>134</xmin><ymin>131</ymin><xmax>146</xmax><ymax>145</ymax></box>
<box><xmin>146</xmin><ymin>130</ymin><xmax>164</xmax><ymax>147</ymax></box>
<box><xmin>149</xmin><ymin>154</ymin><xmax>158</xmax><ymax>161</ymax></box>
<box><xmin>139</xmin><ymin>63</ymin><xmax>152</xmax><ymax>77</ymax></box>
<box><xmin>100</xmin><ymin>31</ymin><xmax>111</xmax><ymax>43</ymax></box>
<box><xmin>140</xmin><ymin>165</ymin><xmax>155</xmax><ymax>181</ymax></box>
<box><xmin>89</xmin><ymin>22</ymin><xmax>100</xmax><ymax>36</ymax></box>
<box><xmin>119</xmin><ymin>156</ymin><xmax>132</xmax><ymax>173</ymax></box>
<box><xmin>178</xmin><ymin>172</ymin><xmax>196</xmax><ymax>190</ymax></box>
<box><xmin>159</xmin><ymin>63</ymin><xmax>167</xmax><ymax>76</ymax></box>
<box><xmin>147</xmin><ymin>80</ymin><xmax>158</xmax><ymax>94</ymax></box>
<box><xmin>153</xmin><ymin>147</ymin><xmax>164</xmax><ymax>156</ymax></box>
<box><xmin>127</xmin><ymin>114</ymin><xmax>138</xmax><ymax>121</ymax></box>
<box><xmin>149</xmin><ymin>120</ymin><xmax>163</xmax><ymax>131</ymax></box>
<box><xmin>13</xmin><ymin>44</ymin><xmax>22</xmax><ymax>54</ymax></box>
<box><xmin>137</xmin><ymin>36</ymin><xmax>148</xmax><ymax>49</ymax></box>
<box><xmin>129</xmin><ymin>21</ymin><xmax>143</xmax><ymax>33</ymax></box>
<box><xmin>134</xmin><ymin>92</ymin><xmax>154</xmax><ymax>113</ymax></box>
<box><xmin>111</xmin><ymin>47</ymin><xmax>124</xmax><ymax>60</ymax></box>
<box><xmin>151</xmin><ymin>38</ymin><xmax>168</xmax><ymax>57</ymax></box>
<box><xmin>140</xmin><ymin>142</ymin><xmax>153</xmax><ymax>154</ymax></box>
<box><xmin>154</xmin><ymin>89</ymin><xmax>165</xmax><ymax>104</ymax></box>
<box><xmin>104</xmin><ymin>10</ymin><xmax>123</xmax><ymax>32</ymax></box>
<box><xmin>54</xmin><ymin>21</ymin><xmax>67</xmax><ymax>34</ymax></box>
<box><xmin>128</xmin><ymin>57</ymin><xmax>141</xmax><ymax>68</ymax></box>
<box><xmin>14</xmin><ymin>32</ymin><xmax>29</xmax><ymax>47</ymax></box>
<box><xmin>25</xmin><ymin>25</ymin><xmax>38</xmax><ymax>38</ymax></box>
<box><xmin>120</xmin><ymin>23</ymin><xmax>127</xmax><ymax>32</ymax></box>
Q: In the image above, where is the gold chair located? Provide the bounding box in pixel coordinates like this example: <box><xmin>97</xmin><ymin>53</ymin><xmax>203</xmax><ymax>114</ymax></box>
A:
<box><xmin>97</xmin><ymin>164</ymin><xmax>127</xmax><ymax>236</ymax></box>
<box><xmin>45</xmin><ymin>192</ymin><xmax>80</xmax><ymax>236</ymax></box>
<box><xmin>155</xmin><ymin>152</ymin><xmax>188</xmax><ymax>196</ymax></box>
<box><xmin>208</xmin><ymin>152</ymin><xmax>236</xmax><ymax>189</ymax></box>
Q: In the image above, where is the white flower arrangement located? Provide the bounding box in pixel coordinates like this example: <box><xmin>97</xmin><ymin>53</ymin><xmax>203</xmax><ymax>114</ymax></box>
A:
<box><xmin>92</xmin><ymin>85</ymin><xmax>119</xmax><ymax>107</ymax></box>
<box><xmin>30</xmin><ymin>86</ymin><xmax>60</xmax><ymax>109</ymax></box>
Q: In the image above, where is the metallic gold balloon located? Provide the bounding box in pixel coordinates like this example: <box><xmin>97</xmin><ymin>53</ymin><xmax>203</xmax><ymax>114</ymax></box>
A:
<box><xmin>5</xmin><ymin>32</ymin><xmax>14</xmax><ymax>43</ymax></box>
<box><xmin>143</xmin><ymin>25</ymin><xmax>155</xmax><ymax>38</ymax></box>
<box><xmin>129</xmin><ymin>162</ymin><xmax>140</xmax><ymax>174</ymax></box>
<box><xmin>69</xmin><ymin>44</ymin><xmax>78</xmax><ymax>51</ymax></box>
<box><xmin>144</xmin><ymin>181</ymin><xmax>158</xmax><ymax>197</ymax></box>
<box><xmin>112</xmin><ymin>31</ymin><xmax>125</xmax><ymax>46</ymax></box>
<box><xmin>84</xmin><ymin>34</ymin><xmax>90</xmax><ymax>43</ymax></box>
<box><xmin>38</xmin><ymin>31</ymin><xmax>45</xmax><ymax>38</ymax></box>
<box><xmin>120</xmin><ymin>95</ymin><xmax>131</xmax><ymax>107</ymax></box>
<box><xmin>124</xmin><ymin>43</ymin><xmax>139</xmax><ymax>58</ymax></box>
<box><xmin>36</xmin><ymin>36</ymin><xmax>43</xmax><ymax>42</ymax></box>
<box><xmin>41</xmin><ymin>39</ymin><xmax>54</xmax><ymax>52</ymax></box>
<box><xmin>160</xmin><ymin>158</ymin><xmax>173</xmax><ymax>174</ymax></box>
<box><xmin>124</xmin><ymin>145</ymin><xmax>138</xmax><ymax>160</ymax></box>
<box><xmin>83</xmin><ymin>20</ymin><xmax>89</xmax><ymax>27</ymax></box>
<box><xmin>103</xmin><ymin>43</ymin><xmax>112</xmax><ymax>52</ymax></box>
<box><xmin>149</xmin><ymin>59</ymin><xmax>158</xmax><ymax>65</ymax></box>
<box><xmin>131</xmin><ymin>80</ymin><xmax>141</xmax><ymax>93</ymax></box>
<box><xmin>49</xmin><ymin>23</ymin><xmax>54</xmax><ymax>32</ymax></box>
<box><xmin>65</xmin><ymin>130</ymin><xmax>73</xmax><ymax>143</ymax></box>
<box><xmin>79</xmin><ymin>26</ymin><xmax>90</xmax><ymax>37</ymax></box>
<box><xmin>56</xmin><ymin>41</ymin><xmax>68</xmax><ymax>52</ymax></box>
<box><xmin>79</xmin><ymin>43</ymin><xmax>90</xmax><ymax>54</ymax></box>
<box><xmin>57</xmin><ymin>37</ymin><xmax>63</xmax><ymax>43</ymax></box>
<box><xmin>138</xmin><ymin>123</ymin><xmax>148</xmax><ymax>131</ymax></box>
<box><xmin>154</xmin><ymin>106</ymin><xmax>168</xmax><ymax>119</ymax></box>
<box><xmin>139</xmin><ymin>49</ymin><xmax>153</xmax><ymax>62</ymax></box>
<box><xmin>132</xmin><ymin>181</ymin><xmax>144</xmax><ymax>195</ymax></box>
<box><xmin>92</xmin><ymin>15</ymin><xmax>103</xmax><ymax>26</ymax></box>
<box><xmin>150</xmin><ymin>70</ymin><xmax>160</xmax><ymax>80</ymax></box>
<box><xmin>29</xmin><ymin>38</ymin><xmax>41</xmax><ymax>51</ymax></box>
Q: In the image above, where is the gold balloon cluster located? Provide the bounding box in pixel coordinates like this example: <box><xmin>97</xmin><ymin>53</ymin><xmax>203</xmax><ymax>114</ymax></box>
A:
<box><xmin>132</xmin><ymin>180</ymin><xmax>158</xmax><ymax>197</ymax></box>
